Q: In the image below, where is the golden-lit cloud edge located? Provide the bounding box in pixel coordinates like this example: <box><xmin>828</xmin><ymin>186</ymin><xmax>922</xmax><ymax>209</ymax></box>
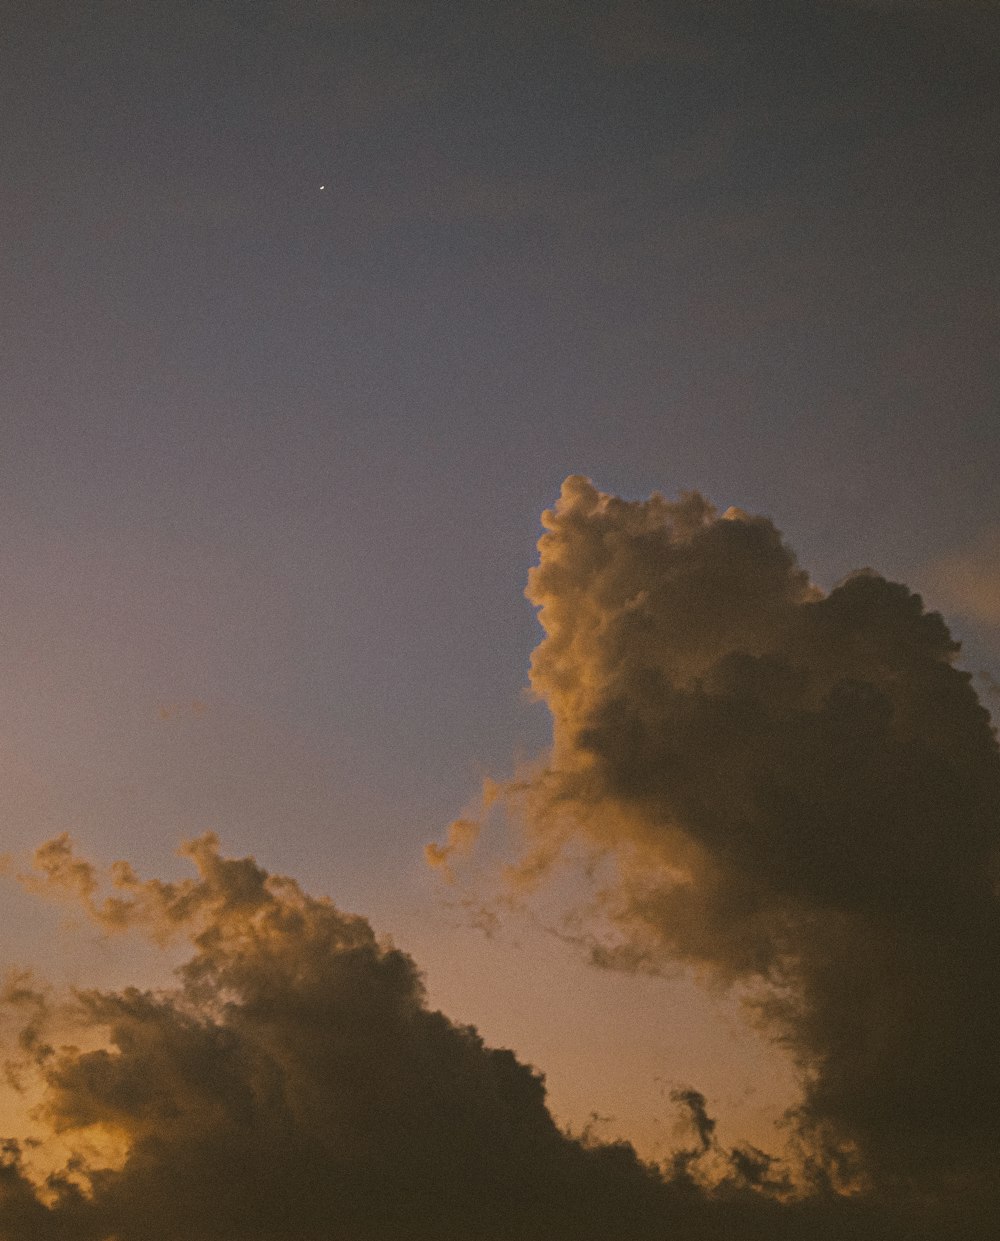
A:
<box><xmin>2</xmin><ymin>476</ymin><xmax>997</xmax><ymax>1238</ymax></box>
<box><xmin>0</xmin><ymin>831</ymin><xmax>897</xmax><ymax>1241</ymax></box>
<box><xmin>429</xmin><ymin>475</ymin><xmax>1000</xmax><ymax>1232</ymax></box>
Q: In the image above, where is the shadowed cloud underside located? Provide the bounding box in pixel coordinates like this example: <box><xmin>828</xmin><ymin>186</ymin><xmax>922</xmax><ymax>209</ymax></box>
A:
<box><xmin>435</xmin><ymin>476</ymin><xmax>1000</xmax><ymax>1223</ymax></box>
<box><xmin>2</xmin><ymin>479</ymin><xmax>998</xmax><ymax>1238</ymax></box>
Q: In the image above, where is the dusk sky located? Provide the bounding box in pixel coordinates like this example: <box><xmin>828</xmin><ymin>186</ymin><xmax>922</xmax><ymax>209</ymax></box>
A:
<box><xmin>2</xmin><ymin>2</ymin><xmax>999</xmax><ymax>1236</ymax></box>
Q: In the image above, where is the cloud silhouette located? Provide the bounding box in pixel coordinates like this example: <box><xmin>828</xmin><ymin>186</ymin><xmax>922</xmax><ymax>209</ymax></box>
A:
<box><xmin>4</xmin><ymin>475</ymin><xmax>998</xmax><ymax>1235</ymax></box>
<box><xmin>435</xmin><ymin>476</ymin><xmax>1000</xmax><ymax>1226</ymax></box>
<box><xmin>0</xmin><ymin>832</ymin><xmax>952</xmax><ymax>1240</ymax></box>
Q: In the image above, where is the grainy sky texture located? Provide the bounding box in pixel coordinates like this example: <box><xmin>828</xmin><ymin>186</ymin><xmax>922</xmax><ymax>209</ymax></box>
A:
<box><xmin>2</xmin><ymin>0</ymin><xmax>999</xmax><ymax>1236</ymax></box>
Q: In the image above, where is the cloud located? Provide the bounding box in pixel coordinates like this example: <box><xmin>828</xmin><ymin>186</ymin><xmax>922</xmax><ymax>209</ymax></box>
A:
<box><xmin>434</xmin><ymin>476</ymin><xmax>1000</xmax><ymax>1225</ymax></box>
<box><xmin>0</xmin><ymin>834</ymin><xmax>950</xmax><ymax>1240</ymax></box>
<box><xmin>4</xmin><ymin>479</ymin><xmax>997</xmax><ymax>1236</ymax></box>
<box><xmin>423</xmin><ymin>817</ymin><xmax>480</xmax><ymax>883</ymax></box>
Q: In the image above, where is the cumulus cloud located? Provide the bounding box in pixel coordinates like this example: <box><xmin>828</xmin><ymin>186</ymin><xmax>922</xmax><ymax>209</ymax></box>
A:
<box><xmin>0</xmin><ymin>833</ymin><xmax>952</xmax><ymax>1239</ymax></box>
<box><xmin>4</xmin><ymin>478</ymin><xmax>998</xmax><ymax>1237</ymax></box>
<box><xmin>433</xmin><ymin>476</ymin><xmax>1000</xmax><ymax>1226</ymax></box>
<box><xmin>0</xmin><ymin>836</ymin><xmax>842</xmax><ymax>1239</ymax></box>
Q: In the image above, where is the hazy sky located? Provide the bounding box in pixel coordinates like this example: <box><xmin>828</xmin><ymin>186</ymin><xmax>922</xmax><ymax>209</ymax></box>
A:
<box><xmin>2</xmin><ymin>1</ymin><xmax>999</xmax><ymax>1235</ymax></box>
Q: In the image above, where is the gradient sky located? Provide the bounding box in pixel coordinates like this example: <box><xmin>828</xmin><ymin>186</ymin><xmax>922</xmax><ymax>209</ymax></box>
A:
<box><xmin>2</xmin><ymin>0</ymin><xmax>999</xmax><ymax>1164</ymax></box>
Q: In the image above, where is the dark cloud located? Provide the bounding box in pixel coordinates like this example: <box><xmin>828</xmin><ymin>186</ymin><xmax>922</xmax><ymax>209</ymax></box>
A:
<box><xmin>3</xmin><ymin>479</ymin><xmax>998</xmax><ymax>1237</ymax></box>
<box><xmin>0</xmin><ymin>833</ymin><xmax>959</xmax><ymax>1240</ymax></box>
<box><xmin>437</xmin><ymin>476</ymin><xmax>1000</xmax><ymax>1228</ymax></box>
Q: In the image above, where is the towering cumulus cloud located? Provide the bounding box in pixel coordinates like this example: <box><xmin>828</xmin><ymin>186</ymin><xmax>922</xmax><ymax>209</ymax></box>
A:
<box><xmin>486</xmin><ymin>476</ymin><xmax>1000</xmax><ymax>1216</ymax></box>
<box><xmin>3</xmin><ymin>479</ymin><xmax>998</xmax><ymax>1237</ymax></box>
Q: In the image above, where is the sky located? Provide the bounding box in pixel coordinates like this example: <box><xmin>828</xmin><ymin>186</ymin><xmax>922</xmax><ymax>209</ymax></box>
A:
<box><xmin>1</xmin><ymin>1</ymin><xmax>999</xmax><ymax>1236</ymax></box>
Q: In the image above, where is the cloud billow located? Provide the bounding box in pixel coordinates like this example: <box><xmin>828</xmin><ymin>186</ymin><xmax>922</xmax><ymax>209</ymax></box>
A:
<box><xmin>469</xmin><ymin>475</ymin><xmax>1000</xmax><ymax>1210</ymax></box>
<box><xmin>0</xmin><ymin>834</ymin><xmax>865</xmax><ymax>1241</ymax></box>
<box><xmin>4</xmin><ymin>476</ymin><xmax>999</xmax><ymax>1236</ymax></box>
